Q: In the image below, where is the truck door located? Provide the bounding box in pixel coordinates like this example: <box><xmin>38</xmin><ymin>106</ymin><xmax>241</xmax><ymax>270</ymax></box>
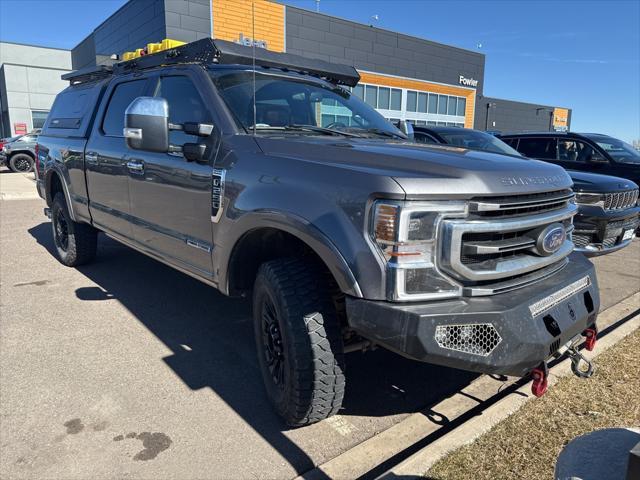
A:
<box><xmin>85</xmin><ymin>77</ymin><xmax>151</xmax><ymax>239</ymax></box>
<box><xmin>127</xmin><ymin>73</ymin><xmax>215</xmax><ymax>277</ymax></box>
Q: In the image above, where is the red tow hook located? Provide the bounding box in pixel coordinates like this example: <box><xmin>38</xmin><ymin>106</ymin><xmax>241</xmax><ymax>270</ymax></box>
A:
<box><xmin>531</xmin><ymin>363</ymin><xmax>549</xmax><ymax>398</ymax></box>
<box><xmin>583</xmin><ymin>327</ymin><xmax>597</xmax><ymax>352</ymax></box>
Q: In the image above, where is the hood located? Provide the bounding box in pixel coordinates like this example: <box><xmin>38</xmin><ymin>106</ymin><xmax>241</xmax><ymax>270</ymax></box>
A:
<box><xmin>567</xmin><ymin>170</ymin><xmax>639</xmax><ymax>193</ymax></box>
<box><xmin>255</xmin><ymin>136</ymin><xmax>573</xmax><ymax>199</ymax></box>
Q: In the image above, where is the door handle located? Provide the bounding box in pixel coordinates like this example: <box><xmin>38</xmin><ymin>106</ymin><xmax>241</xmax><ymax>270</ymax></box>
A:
<box><xmin>85</xmin><ymin>152</ymin><xmax>99</xmax><ymax>164</ymax></box>
<box><xmin>126</xmin><ymin>160</ymin><xmax>144</xmax><ymax>174</ymax></box>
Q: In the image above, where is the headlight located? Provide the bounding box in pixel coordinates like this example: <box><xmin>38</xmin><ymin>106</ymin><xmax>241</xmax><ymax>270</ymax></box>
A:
<box><xmin>574</xmin><ymin>192</ymin><xmax>604</xmax><ymax>207</ymax></box>
<box><xmin>371</xmin><ymin>200</ymin><xmax>467</xmax><ymax>301</ymax></box>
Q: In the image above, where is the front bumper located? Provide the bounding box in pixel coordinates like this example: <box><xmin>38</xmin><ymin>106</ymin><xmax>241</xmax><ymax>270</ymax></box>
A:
<box><xmin>346</xmin><ymin>253</ymin><xmax>599</xmax><ymax>377</ymax></box>
<box><xmin>573</xmin><ymin>205</ymin><xmax>639</xmax><ymax>256</ymax></box>
<box><xmin>0</xmin><ymin>152</ymin><xmax>6</xmax><ymax>166</ymax></box>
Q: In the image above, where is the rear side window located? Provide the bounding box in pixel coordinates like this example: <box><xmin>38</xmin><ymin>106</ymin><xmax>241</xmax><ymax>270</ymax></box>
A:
<box><xmin>516</xmin><ymin>138</ymin><xmax>557</xmax><ymax>160</ymax></box>
<box><xmin>43</xmin><ymin>83</ymin><xmax>103</xmax><ymax>136</ymax></box>
<box><xmin>102</xmin><ymin>79</ymin><xmax>147</xmax><ymax>136</ymax></box>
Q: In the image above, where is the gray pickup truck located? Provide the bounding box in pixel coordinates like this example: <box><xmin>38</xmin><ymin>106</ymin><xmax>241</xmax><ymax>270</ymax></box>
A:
<box><xmin>36</xmin><ymin>39</ymin><xmax>600</xmax><ymax>426</ymax></box>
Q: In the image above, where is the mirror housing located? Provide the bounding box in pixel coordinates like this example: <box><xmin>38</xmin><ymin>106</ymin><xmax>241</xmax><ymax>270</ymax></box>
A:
<box><xmin>124</xmin><ymin>97</ymin><xmax>169</xmax><ymax>152</ymax></box>
<box><xmin>395</xmin><ymin>120</ymin><xmax>414</xmax><ymax>140</ymax></box>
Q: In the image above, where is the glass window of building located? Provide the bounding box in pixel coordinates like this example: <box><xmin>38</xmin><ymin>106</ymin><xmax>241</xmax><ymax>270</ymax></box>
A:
<box><xmin>31</xmin><ymin>111</ymin><xmax>49</xmax><ymax>130</ymax></box>
<box><xmin>427</xmin><ymin>93</ymin><xmax>438</xmax><ymax>114</ymax></box>
<box><xmin>390</xmin><ymin>89</ymin><xmax>402</xmax><ymax>110</ymax></box>
<box><xmin>378</xmin><ymin>87</ymin><xmax>390</xmax><ymax>110</ymax></box>
<box><xmin>417</xmin><ymin>92</ymin><xmax>428</xmax><ymax>113</ymax></box>
<box><xmin>447</xmin><ymin>97</ymin><xmax>457</xmax><ymax>115</ymax></box>
<box><xmin>456</xmin><ymin>97</ymin><xmax>466</xmax><ymax>116</ymax></box>
<box><xmin>438</xmin><ymin>95</ymin><xmax>448</xmax><ymax>114</ymax></box>
<box><xmin>427</xmin><ymin>120</ymin><xmax>437</xmax><ymax>125</ymax></box>
<box><xmin>365</xmin><ymin>85</ymin><xmax>377</xmax><ymax>107</ymax></box>
<box><xmin>353</xmin><ymin>84</ymin><xmax>364</xmax><ymax>100</ymax></box>
<box><xmin>406</xmin><ymin>91</ymin><xmax>417</xmax><ymax>112</ymax></box>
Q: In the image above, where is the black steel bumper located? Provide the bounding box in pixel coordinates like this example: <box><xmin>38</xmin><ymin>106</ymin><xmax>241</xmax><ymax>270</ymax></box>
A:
<box><xmin>346</xmin><ymin>253</ymin><xmax>599</xmax><ymax>377</ymax></box>
<box><xmin>573</xmin><ymin>205</ymin><xmax>640</xmax><ymax>256</ymax></box>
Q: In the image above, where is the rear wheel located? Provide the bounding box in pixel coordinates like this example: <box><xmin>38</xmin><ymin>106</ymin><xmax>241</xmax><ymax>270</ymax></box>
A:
<box><xmin>51</xmin><ymin>193</ymin><xmax>97</xmax><ymax>266</ymax></box>
<box><xmin>9</xmin><ymin>153</ymin><xmax>34</xmax><ymax>173</ymax></box>
<box><xmin>253</xmin><ymin>257</ymin><xmax>346</xmax><ymax>427</ymax></box>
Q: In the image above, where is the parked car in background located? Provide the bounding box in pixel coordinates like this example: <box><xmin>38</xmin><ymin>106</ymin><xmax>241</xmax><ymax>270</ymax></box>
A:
<box><xmin>498</xmin><ymin>132</ymin><xmax>640</xmax><ymax>186</ymax></box>
<box><xmin>0</xmin><ymin>133</ymin><xmax>38</xmax><ymax>172</ymax></box>
<box><xmin>413</xmin><ymin>126</ymin><xmax>640</xmax><ymax>256</ymax></box>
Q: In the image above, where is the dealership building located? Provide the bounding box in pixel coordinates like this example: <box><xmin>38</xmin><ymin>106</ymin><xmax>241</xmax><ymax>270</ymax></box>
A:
<box><xmin>0</xmin><ymin>0</ymin><xmax>571</xmax><ymax>137</ymax></box>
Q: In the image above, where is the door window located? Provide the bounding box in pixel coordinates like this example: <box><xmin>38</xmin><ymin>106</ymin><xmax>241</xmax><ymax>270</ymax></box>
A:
<box><xmin>153</xmin><ymin>76</ymin><xmax>210</xmax><ymax>145</ymax></box>
<box><xmin>557</xmin><ymin>140</ymin><xmax>594</xmax><ymax>163</ymax></box>
<box><xmin>516</xmin><ymin>138</ymin><xmax>557</xmax><ymax>159</ymax></box>
<box><xmin>102</xmin><ymin>79</ymin><xmax>148</xmax><ymax>136</ymax></box>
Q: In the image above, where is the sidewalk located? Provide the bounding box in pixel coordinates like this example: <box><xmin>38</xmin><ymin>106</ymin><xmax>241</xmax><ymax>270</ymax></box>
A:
<box><xmin>0</xmin><ymin>170</ymin><xmax>40</xmax><ymax>200</ymax></box>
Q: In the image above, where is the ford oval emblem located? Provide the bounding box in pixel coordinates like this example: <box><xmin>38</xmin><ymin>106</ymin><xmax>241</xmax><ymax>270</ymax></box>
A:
<box><xmin>538</xmin><ymin>224</ymin><xmax>566</xmax><ymax>256</ymax></box>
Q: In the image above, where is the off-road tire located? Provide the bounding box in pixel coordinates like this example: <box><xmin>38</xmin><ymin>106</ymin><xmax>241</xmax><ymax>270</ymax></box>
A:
<box><xmin>51</xmin><ymin>193</ymin><xmax>97</xmax><ymax>266</ymax></box>
<box><xmin>9</xmin><ymin>153</ymin><xmax>34</xmax><ymax>173</ymax></box>
<box><xmin>253</xmin><ymin>257</ymin><xmax>346</xmax><ymax>427</ymax></box>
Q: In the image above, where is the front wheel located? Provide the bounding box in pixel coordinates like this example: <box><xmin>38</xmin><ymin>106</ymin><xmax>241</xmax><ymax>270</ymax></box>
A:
<box><xmin>51</xmin><ymin>193</ymin><xmax>98</xmax><ymax>266</ymax></box>
<box><xmin>9</xmin><ymin>153</ymin><xmax>34</xmax><ymax>173</ymax></box>
<box><xmin>253</xmin><ymin>258</ymin><xmax>346</xmax><ymax>427</ymax></box>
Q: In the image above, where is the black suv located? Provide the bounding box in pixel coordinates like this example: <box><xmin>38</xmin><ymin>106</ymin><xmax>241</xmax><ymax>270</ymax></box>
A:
<box><xmin>498</xmin><ymin>132</ymin><xmax>640</xmax><ymax>186</ymax></box>
<box><xmin>414</xmin><ymin>126</ymin><xmax>640</xmax><ymax>256</ymax></box>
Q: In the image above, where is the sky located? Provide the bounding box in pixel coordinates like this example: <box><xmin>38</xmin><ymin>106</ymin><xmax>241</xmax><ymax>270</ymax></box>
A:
<box><xmin>0</xmin><ymin>0</ymin><xmax>638</xmax><ymax>142</ymax></box>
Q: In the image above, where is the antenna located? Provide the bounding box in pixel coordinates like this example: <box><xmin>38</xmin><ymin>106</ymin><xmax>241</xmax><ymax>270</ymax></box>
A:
<box><xmin>252</xmin><ymin>1</ymin><xmax>257</xmax><ymax>136</ymax></box>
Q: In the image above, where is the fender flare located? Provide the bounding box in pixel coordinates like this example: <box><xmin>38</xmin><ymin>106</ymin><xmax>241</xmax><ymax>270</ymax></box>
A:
<box><xmin>44</xmin><ymin>166</ymin><xmax>78</xmax><ymax>222</ymax></box>
<box><xmin>220</xmin><ymin>210</ymin><xmax>363</xmax><ymax>298</ymax></box>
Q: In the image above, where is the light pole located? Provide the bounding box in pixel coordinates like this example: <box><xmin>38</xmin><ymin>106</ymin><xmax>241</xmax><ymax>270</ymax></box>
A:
<box><xmin>485</xmin><ymin>102</ymin><xmax>496</xmax><ymax>130</ymax></box>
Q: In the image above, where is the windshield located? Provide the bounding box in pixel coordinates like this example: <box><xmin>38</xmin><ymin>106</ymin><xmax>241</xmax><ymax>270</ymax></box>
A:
<box><xmin>584</xmin><ymin>135</ymin><xmax>640</xmax><ymax>164</ymax></box>
<box><xmin>210</xmin><ymin>69</ymin><xmax>403</xmax><ymax>138</ymax></box>
<box><xmin>437</xmin><ymin>130</ymin><xmax>522</xmax><ymax>156</ymax></box>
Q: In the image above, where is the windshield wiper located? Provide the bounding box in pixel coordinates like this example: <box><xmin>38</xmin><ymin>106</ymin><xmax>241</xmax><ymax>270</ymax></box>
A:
<box><xmin>358</xmin><ymin>128</ymin><xmax>407</xmax><ymax>140</ymax></box>
<box><xmin>251</xmin><ymin>124</ymin><xmax>362</xmax><ymax>138</ymax></box>
<box><xmin>287</xmin><ymin>124</ymin><xmax>363</xmax><ymax>137</ymax></box>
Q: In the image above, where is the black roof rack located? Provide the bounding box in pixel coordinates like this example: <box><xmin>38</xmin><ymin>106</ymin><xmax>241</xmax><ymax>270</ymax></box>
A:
<box><xmin>62</xmin><ymin>64</ymin><xmax>113</xmax><ymax>85</ymax></box>
<box><xmin>63</xmin><ymin>38</ymin><xmax>360</xmax><ymax>87</ymax></box>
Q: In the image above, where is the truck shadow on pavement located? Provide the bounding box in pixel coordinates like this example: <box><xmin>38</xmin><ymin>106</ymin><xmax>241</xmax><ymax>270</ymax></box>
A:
<box><xmin>29</xmin><ymin>223</ymin><xmax>478</xmax><ymax>476</ymax></box>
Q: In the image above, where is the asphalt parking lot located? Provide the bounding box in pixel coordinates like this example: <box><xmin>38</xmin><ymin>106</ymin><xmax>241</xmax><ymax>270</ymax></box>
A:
<box><xmin>1</xmin><ymin>170</ymin><xmax>639</xmax><ymax>480</ymax></box>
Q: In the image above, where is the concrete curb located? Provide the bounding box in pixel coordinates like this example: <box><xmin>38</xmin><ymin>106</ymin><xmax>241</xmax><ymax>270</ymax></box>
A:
<box><xmin>298</xmin><ymin>292</ymin><xmax>640</xmax><ymax>480</ymax></box>
<box><xmin>380</xmin><ymin>292</ymin><xmax>640</xmax><ymax>479</ymax></box>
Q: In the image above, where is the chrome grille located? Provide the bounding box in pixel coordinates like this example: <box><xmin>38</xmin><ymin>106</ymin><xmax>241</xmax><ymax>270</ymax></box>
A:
<box><xmin>603</xmin><ymin>189</ymin><xmax>638</xmax><ymax>210</ymax></box>
<box><xmin>441</xmin><ymin>190</ymin><xmax>577</xmax><ymax>290</ymax></box>
<box><xmin>469</xmin><ymin>189</ymin><xmax>574</xmax><ymax>218</ymax></box>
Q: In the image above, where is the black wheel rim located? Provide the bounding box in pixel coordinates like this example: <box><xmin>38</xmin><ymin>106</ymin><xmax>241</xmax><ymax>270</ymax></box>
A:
<box><xmin>54</xmin><ymin>209</ymin><xmax>69</xmax><ymax>252</ymax></box>
<box><xmin>13</xmin><ymin>157</ymin><xmax>32</xmax><ymax>172</ymax></box>
<box><xmin>261</xmin><ymin>296</ymin><xmax>285</xmax><ymax>389</ymax></box>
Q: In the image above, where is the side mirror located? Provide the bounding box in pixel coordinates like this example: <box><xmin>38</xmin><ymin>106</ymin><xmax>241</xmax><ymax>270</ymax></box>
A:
<box><xmin>124</xmin><ymin>97</ymin><xmax>169</xmax><ymax>153</ymax></box>
<box><xmin>395</xmin><ymin>120</ymin><xmax>414</xmax><ymax>140</ymax></box>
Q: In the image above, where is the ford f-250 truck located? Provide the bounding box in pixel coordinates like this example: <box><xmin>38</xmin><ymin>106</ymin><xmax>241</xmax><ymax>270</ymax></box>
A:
<box><xmin>36</xmin><ymin>39</ymin><xmax>600</xmax><ymax>426</ymax></box>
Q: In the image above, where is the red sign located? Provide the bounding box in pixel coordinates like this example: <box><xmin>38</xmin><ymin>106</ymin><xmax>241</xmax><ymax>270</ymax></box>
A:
<box><xmin>14</xmin><ymin>123</ymin><xmax>27</xmax><ymax>135</ymax></box>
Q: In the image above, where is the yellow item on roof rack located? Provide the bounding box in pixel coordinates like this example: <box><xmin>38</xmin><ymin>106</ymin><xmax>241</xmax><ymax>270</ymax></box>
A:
<box><xmin>121</xmin><ymin>39</ymin><xmax>187</xmax><ymax>62</ymax></box>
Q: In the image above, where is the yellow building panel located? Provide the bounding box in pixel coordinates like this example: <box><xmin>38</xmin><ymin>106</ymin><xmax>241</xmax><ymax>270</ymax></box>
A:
<box><xmin>553</xmin><ymin>107</ymin><xmax>569</xmax><ymax>129</ymax></box>
<box><xmin>212</xmin><ymin>0</ymin><xmax>285</xmax><ymax>52</ymax></box>
<box><xmin>359</xmin><ymin>72</ymin><xmax>477</xmax><ymax>128</ymax></box>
